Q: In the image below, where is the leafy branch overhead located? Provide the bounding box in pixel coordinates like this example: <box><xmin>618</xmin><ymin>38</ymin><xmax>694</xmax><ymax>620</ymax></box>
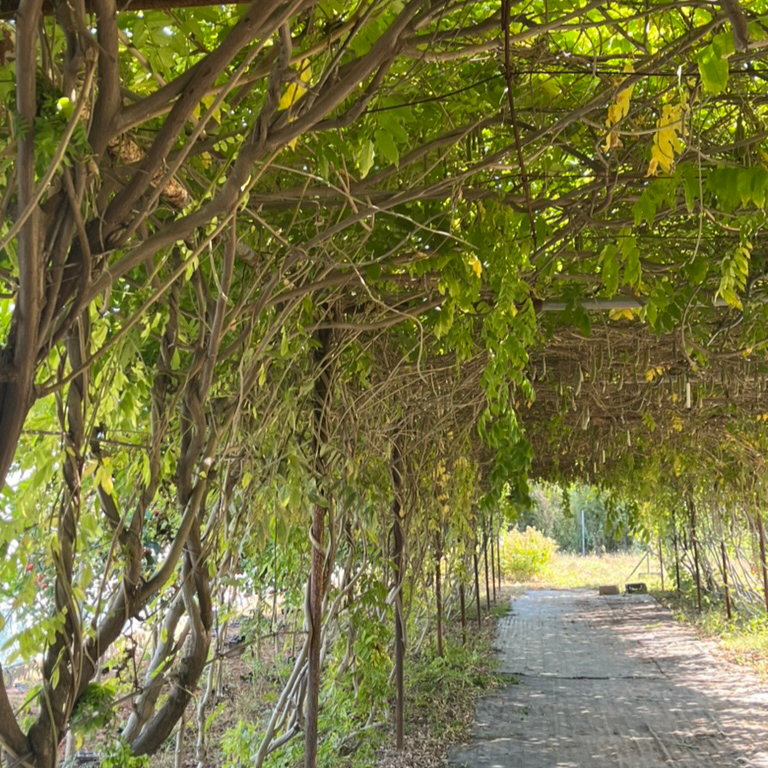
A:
<box><xmin>0</xmin><ymin>1</ymin><xmax>768</xmax><ymax>767</ymax></box>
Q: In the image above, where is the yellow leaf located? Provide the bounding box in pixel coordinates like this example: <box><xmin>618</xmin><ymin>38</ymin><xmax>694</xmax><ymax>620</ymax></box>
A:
<box><xmin>468</xmin><ymin>255</ymin><xmax>483</xmax><ymax>278</ymax></box>
<box><xmin>279</xmin><ymin>59</ymin><xmax>312</xmax><ymax>112</ymax></box>
<box><xmin>279</xmin><ymin>60</ymin><xmax>312</xmax><ymax>150</ymax></box>
<box><xmin>200</xmin><ymin>95</ymin><xmax>221</xmax><ymax>123</ymax></box>
<box><xmin>101</xmin><ymin>472</ymin><xmax>114</xmax><ymax>496</ymax></box>
<box><xmin>603</xmin><ymin>62</ymin><xmax>634</xmax><ymax>153</ymax></box>
<box><xmin>648</xmin><ymin>102</ymin><xmax>684</xmax><ymax>175</ymax></box>
<box><xmin>608</xmin><ymin>308</ymin><xmax>639</xmax><ymax>321</ymax></box>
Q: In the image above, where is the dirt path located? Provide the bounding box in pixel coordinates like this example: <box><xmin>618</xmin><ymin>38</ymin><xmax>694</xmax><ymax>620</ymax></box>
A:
<box><xmin>449</xmin><ymin>589</ymin><xmax>768</xmax><ymax>768</ymax></box>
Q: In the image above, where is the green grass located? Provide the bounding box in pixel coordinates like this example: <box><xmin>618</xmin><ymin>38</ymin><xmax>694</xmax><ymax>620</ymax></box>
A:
<box><xmin>406</xmin><ymin>630</ymin><xmax>504</xmax><ymax>742</ymax></box>
<box><xmin>518</xmin><ymin>551</ymin><xmax>665</xmax><ymax>591</ymax></box>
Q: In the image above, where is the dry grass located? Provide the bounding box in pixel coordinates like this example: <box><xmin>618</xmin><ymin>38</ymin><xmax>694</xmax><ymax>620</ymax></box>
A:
<box><xmin>376</xmin><ymin>592</ymin><xmax>511</xmax><ymax>768</ymax></box>
<box><xmin>511</xmin><ymin>552</ymin><xmax>768</xmax><ymax>682</ymax></box>
<box><xmin>514</xmin><ymin>551</ymin><xmax>665</xmax><ymax>591</ymax></box>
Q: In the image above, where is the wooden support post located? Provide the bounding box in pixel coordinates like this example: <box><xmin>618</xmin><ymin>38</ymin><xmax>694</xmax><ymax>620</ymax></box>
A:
<box><xmin>689</xmin><ymin>496</ymin><xmax>702</xmax><ymax>614</ymax></box>
<box><xmin>720</xmin><ymin>540</ymin><xmax>732</xmax><ymax>621</ymax></box>
<box><xmin>673</xmin><ymin>517</ymin><xmax>681</xmax><ymax>596</ymax></box>
<box><xmin>489</xmin><ymin>514</ymin><xmax>497</xmax><ymax>604</ymax></box>
<box><xmin>391</xmin><ymin>438</ymin><xmax>405</xmax><ymax>751</ymax></box>
<box><xmin>435</xmin><ymin>537</ymin><xmax>443</xmax><ymax>658</ymax></box>
<box><xmin>483</xmin><ymin>530</ymin><xmax>491</xmax><ymax>612</ymax></box>
<box><xmin>658</xmin><ymin>538</ymin><xmax>665</xmax><ymax>592</ymax></box>
<box><xmin>473</xmin><ymin>544</ymin><xmax>482</xmax><ymax>628</ymax></box>
<box><xmin>497</xmin><ymin>530</ymin><xmax>503</xmax><ymax>587</ymax></box>
<box><xmin>757</xmin><ymin>509</ymin><xmax>768</xmax><ymax>616</ymax></box>
<box><xmin>459</xmin><ymin>583</ymin><xmax>467</xmax><ymax>646</ymax></box>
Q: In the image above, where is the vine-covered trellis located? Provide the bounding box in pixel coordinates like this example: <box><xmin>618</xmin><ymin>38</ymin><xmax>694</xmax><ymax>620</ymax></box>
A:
<box><xmin>1</xmin><ymin>1</ymin><xmax>768</xmax><ymax>767</ymax></box>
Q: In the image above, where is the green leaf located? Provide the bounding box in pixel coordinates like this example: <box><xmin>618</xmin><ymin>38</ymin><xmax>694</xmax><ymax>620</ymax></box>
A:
<box><xmin>434</xmin><ymin>302</ymin><xmax>454</xmax><ymax>338</ymax></box>
<box><xmin>751</xmin><ymin>167</ymin><xmax>768</xmax><ymax>208</ymax></box>
<box><xmin>688</xmin><ymin>257</ymin><xmax>708</xmax><ymax>284</ymax></box>
<box><xmin>711</xmin><ymin>31</ymin><xmax>735</xmax><ymax>59</ymax></box>
<box><xmin>697</xmin><ymin>44</ymin><xmax>729</xmax><ymax>94</ymax></box>
<box><xmin>737</xmin><ymin>168</ymin><xmax>752</xmax><ymax>206</ymax></box>
<box><xmin>632</xmin><ymin>190</ymin><xmax>656</xmax><ymax>226</ymax></box>
<box><xmin>378</xmin><ymin>111</ymin><xmax>409</xmax><ymax>143</ymax></box>
<box><xmin>645</xmin><ymin>299</ymin><xmax>657</xmax><ymax>326</ymax></box>
<box><xmin>599</xmin><ymin>244</ymin><xmax>619</xmax><ymax>296</ymax></box>
<box><xmin>681</xmin><ymin>165</ymin><xmax>700</xmax><ymax>214</ymax></box>
<box><xmin>623</xmin><ymin>245</ymin><xmax>641</xmax><ymax>288</ymax></box>
<box><xmin>375</xmin><ymin>128</ymin><xmax>398</xmax><ymax>166</ymax></box>
<box><xmin>356</xmin><ymin>139</ymin><xmax>375</xmax><ymax>178</ymax></box>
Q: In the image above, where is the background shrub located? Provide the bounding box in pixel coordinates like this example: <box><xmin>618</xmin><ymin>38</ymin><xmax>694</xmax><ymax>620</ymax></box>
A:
<box><xmin>500</xmin><ymin>527</ymin><xmax>557</xmax><ymax>581</ymax></box>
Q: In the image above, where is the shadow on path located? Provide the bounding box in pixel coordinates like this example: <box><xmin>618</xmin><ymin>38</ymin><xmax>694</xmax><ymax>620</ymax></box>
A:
<box><xmin>449</xmin><ymin>589</ymin><xmax>768</xmax><ymax>768</ymax></box>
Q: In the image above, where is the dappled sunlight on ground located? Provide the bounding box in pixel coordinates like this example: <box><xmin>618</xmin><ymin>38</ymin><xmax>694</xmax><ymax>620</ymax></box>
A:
<box><xmin>450</xmin><ymin>589</ymin><xmax>768</xmax><ymax>768</ymax></box>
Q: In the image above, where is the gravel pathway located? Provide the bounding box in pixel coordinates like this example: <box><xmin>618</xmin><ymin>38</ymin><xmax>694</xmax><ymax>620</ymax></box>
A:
<box><xmin>449</xmin><ymin>589</ymin><xmax>768</xmax><ymax>768</ymax></box>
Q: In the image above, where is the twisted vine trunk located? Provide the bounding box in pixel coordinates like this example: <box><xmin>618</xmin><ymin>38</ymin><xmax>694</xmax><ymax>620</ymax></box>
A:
<box><xmin>305</xmin><ymin>327</ymin><xmax>332</xmax><ymax>768</ymax></box>
<box><xmin>27</xmin><ymin>317</ymin><xmax>88</xmax><ymax>768</ymax></box>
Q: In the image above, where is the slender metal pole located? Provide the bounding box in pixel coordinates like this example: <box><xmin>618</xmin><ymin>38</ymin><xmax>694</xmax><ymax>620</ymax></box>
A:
<box><xmin>581</xmin><ymin>510</ymin><xmax>586</xmax><ymax>556</ymax></box>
